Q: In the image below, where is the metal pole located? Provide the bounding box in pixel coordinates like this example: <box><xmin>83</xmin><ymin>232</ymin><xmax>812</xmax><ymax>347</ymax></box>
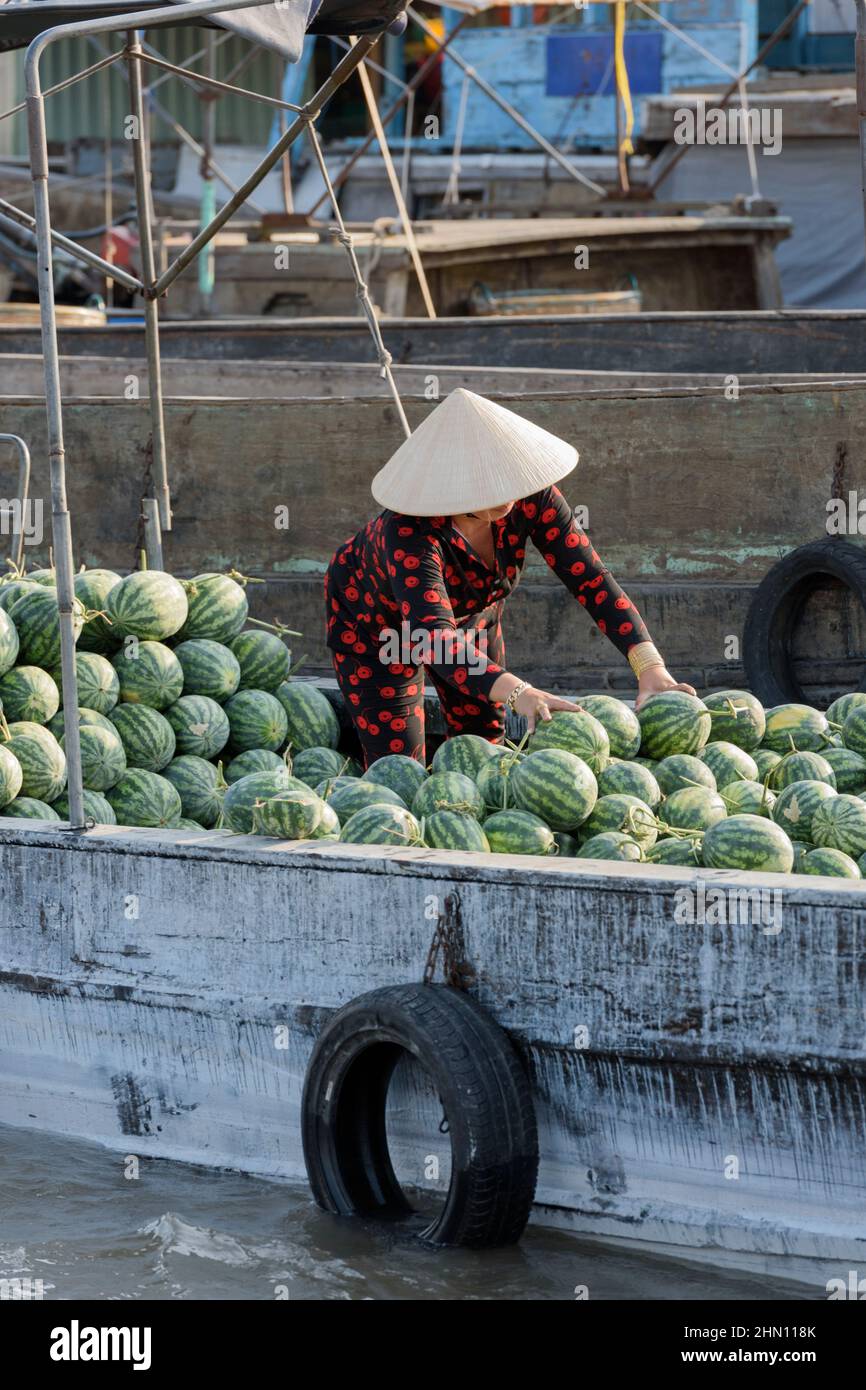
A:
<box><xmin>127</xmin><ymin>31</ymin><xmax>171</xmax><ymax>533</ymax></box>
<box><xmin>141</xmin><ymin>497</ymin><xmax>164</xmax><ymax>570</ymax></box>
<box><xmin>0</xmin><ymin>196</ymin><xmax>143</xmax><ymax>292</ymax></box>
<box><xmin>0</xmin><ymin>434</ymin><xmax>31</xmax><ymax>572</ymax></box>
<box><xmin>857</xmin><ymin>0</ymin><xmax>866</xmax><ymax>269</ymax></box>
<box><xmin>199</xmin><ymin>32</ymin><xmax>217</xmax><ymax>315</ymax></box>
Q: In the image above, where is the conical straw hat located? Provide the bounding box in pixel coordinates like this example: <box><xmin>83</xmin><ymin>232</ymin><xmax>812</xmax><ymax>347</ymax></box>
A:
<box><xmin>371</xmin><ymin>388</ymin><xmax>578</xmax><ymax>516</ymax></box>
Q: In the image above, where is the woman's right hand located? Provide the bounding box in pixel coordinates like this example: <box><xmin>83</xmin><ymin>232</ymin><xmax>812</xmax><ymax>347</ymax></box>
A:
<box><xmin>512</xmin><ymin>686</ymin><xmax>583</xmax><ymax>734</ymax></box>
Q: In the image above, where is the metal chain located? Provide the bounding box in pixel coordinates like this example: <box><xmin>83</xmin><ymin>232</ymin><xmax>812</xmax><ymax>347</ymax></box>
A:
<box><xmin>423</xmin><ymin>890</ymin><xmax>474</xmax><ymax>991</ymax></box>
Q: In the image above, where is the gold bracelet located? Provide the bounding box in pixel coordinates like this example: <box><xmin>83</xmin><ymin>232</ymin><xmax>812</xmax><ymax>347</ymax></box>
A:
<box><xmin>504</xmin><ymin>680</ymin><xmax>530</xmax><ymax>713</ymax></box>
<box><xmin>628</xmin><ymin>643</ymin><xmax>666</xmax><ymax>679</ymax></box>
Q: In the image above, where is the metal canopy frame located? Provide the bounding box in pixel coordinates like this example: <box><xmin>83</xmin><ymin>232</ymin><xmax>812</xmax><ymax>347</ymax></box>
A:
<box><xmin>11</xmin><ymin>0</ymin><xmax>397</xmax><ymax>830</ymax></box>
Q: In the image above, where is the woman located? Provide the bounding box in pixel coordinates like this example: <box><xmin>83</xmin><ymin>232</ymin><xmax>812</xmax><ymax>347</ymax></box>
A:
<box><xmin>325</xmin><ymin>389</ymin><xmax>693</xmax><ymax>768</ymax></box>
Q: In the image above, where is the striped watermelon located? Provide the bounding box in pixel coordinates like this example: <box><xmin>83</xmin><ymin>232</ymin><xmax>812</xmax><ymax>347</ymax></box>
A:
<box><xmin>73</xmin><ymin>651</ymin><xmax>120</xmax><ymax>714</ymax></box>
<box><xmin>74</xmin><ymin>569</ymin><xmax>122</xmax><ymax>653</ymax></box>
<box><xmin>315</xmin><ymin>774</ymin><xmax>358</xmax><ymax>799</ymax></box>
<box><xmin>842</xmin><ymin>704</ymin><xmax>866</xmax><ymax>758</ymax></box>
<box><xmin>703</xmin><ymin>689</ymin><xmax>766</xmax><ymax>752</ymax></box>
<box><xmin>762</xmin><ymin>703</ymin><xmax>830</xmax><ymax>754</ymax></box>
<box><xmin>276</xmin><ymin>681</ymin><xmax>340</xmax><ymax>752</ymax></box>
<box><xmin>412</xmin><ymin>771</ymin><xmax>485</xmax><ymax>821</ymax></box>
<box><xmin>553</xmin><ymin>831</ymin><xmax>581</xmax><ymax>856</ymax></box>
<box><xmin>224</xmin><ymin>689</ymin><xmax>287</xmax><ymax>754</ymax></box>
<box><xmin>482</xmin><ymin>809</ymin><xmax>556</xmax><ymax>857</ymax></box>
<box><xmin>222</xmin><ymin>768</ymin><xmax>302</xmax><ymax>833</ymax></box>
<box><xmin>581</xmin><ymin>793</ymin><xmax>657</xmax><ymax>850</ymax></box>
<box><xmin>422</xmin><ymin>809</ymin><xmax>490</xmax><ymax>853</ymax></box>
<box><xmin>798</xmin><ymin>847</ymin><xmax>861</xmax><ymax>878</ymax></box>
<box><xmin>662</xmin><ymin>786</ymin><xmax>727</xmax><ymax>833</ymax></box>
<box><xmin>25</xmin><ymin>569</ymin><xmax>56</xmax><ymax>586</ymax></box>
<box><xmin>638</xmin><ymin>691</ymin><xmax>712</xmax><ymax>759</ymax></box>
<box><xmin>512</xmin><ymin>747</ymin><xmax>598</xmax><ymax>831</ymax></box>
<box><xmin>771</xmin><ymin>779</ymin><xmax>838</xmax><ymax>843</ymax></box>
<box><xmin>527</xmin><ymin>710</ymin><xmax>610</xmax><ymax>776</ymax></box>
<box><xmin>597</xmin><ymin>759</ymin><xmax>661</xmax><ymax>808</ymax></box>
<box><xmin>702</xmin><ymin>814</ymin><xmax>795</xmax><ymax>872</ymax></box>
<box><xmin>577</xmin><ymin>694</ymin><xmax>641</xmax><ymax>759</ymax></box>
<box><xmin>0</xmin><ymin>666</ymin><xmax>59</xmax><ymax>724</ymax></box>
<box><xmin>3</xmin><ymin>796</ymin><xmax>61</xmax><ymax>821</ymax></box>
<box><xmin>328</xmin><ymin>781</ymin><xmax>408</xmax><ymax>827</ymax></box>
<box><xmin>165</xmin><ymin>695</ymin><xmax>230</xmax><ymax>759</ymax></box>
<box><xmin>809</xmin><ymin>794</ymin><xmax>866</xmax><ymax>857</ymax></box>
<box><xmin>105</xmin><ymin>570</ymin><xmax>188</xmax><ymax>642</ymax></box>
<box><xmin>431</xmin><ymin>732</ymin><xmax>502</xmax><ymax>779</ymax></box>
<box><xmin>177</xmin><ymin>818</ymin><xmax>204</xmax><ymax>831</ymax></box>
<box><xmin>112</xmin><ymin>641</ymin><xmax>183</xmax><ymax>709</ymax></box>
<box><xmin>163</xmin><ymin>755</ymin><xmax>225</xmax><ymax>827</ymax></box>
<box><xmin>753</xmin><ymin>748</ymin><xmax>782</xmax><ymax>781</ymax></box>
<box><xmin>178</xmin><ymin>573</ymin><xmax>248</xmax><ymax>643</ymax></box>
<box><xmin>361</xmin><ymin>753</ymin><xmax>428</xmax><ymax>806</ymax></box>
<box><xmin>0</xmin><ymin>579</ymin><xmax>40</xmax><ymax>616</ymax></box>
<box><xmin>9</xmin><ymin>586</ymin><xmax>85</xmax><ymax>667</ymax></box>
<box><xmin>109</xmin><ymin>704</ymin><xmax>176</xmax><ymax>771</ymax></box>
<box><xmin>174</xmin><ymin>639</ymin><xmax>241</xmax><ymax>702</ymax></box>
<box><xmin>827</xmin><ymin>692</ymin><xmax>866</xmax><ymax>728</ymax></box>
<box><xmin>225</xmin><ymin>748</ymin><xmax>285</xmax><ymax>784</ymax></box>
<box><xmin>719</xmin><ymin>779</ymin><xmax>775</xmax><ymax>817</ymax></box>
<box><xmin>475</xmin><ymin>755</ymin><xmax>519</xmax><ymax>813</ymax></box>
<box><xmin>576</xmin><ymin>831</ymin><xmax>643</xmax><ymax>863</ymax></box>
<box><xmin>655</xmin><ymin>753</ymin><xmax>717</xmax><ymax>796</ymax></box>
<box><xmin>52</xmin><ymin>788</ymin><xmax>117</xmax><ymax>824</ymax></box>
<box><xmin>48</xmin><ymin>706</ymin><xmax>115</xmax><ymax>740</ymax></box>
<box><xmin>309</xmin><ymin>802</ymin><xmax>340</xmax><ymax>839</ymax></box>
<box><xmin>0</xmin><ymin>743</ymin><xmax>23</xmax><ymax>807</ymax></box>
<box><xmin>107</xmin><ymin>769</ymin><xmax>183</xmax><ymax>828</ymax></box>
<box><xmin>291</xmin><ymin>746</ymin><xmax>356</xmax><ymax>787</ymax></box>
<box><xmin>699</xmin><ymin>741</ymin><xmax>758</xmax><ymax>788</ymax></box>
<box><xmin>228</xmin><ymin>629</ymin><xmax>291</xmax><ymax>693</ymax></box>
<box><xmin>823</xmin><ymin>747</ymin><xmax>866</xmax><ymax>794</ymax></box>
<box><xmin>645</xmin><ymin>836</ymin><xmax>703</xmax><ymax>866</ymax></box>
<box><xmin>769</xmin><ymin>750</ymin><xmax>836</xmax><ymax>792</ymax></box>
<box><xmin>339</xmin><ymin>804</ymin><xmax>422</xmax><ymax>846</ymax></box>
<box><xmin>65</xmin><ymin>724</ymin><xmax>126</xmax><ymax>792</ymax></box>
<box><xmin>255</xmin><ymin>788</ymin><xmax>326</xmax><ymax>839</ymax></box>
<box><xmin>0</xmin><ymin>608</ymin><xmax>19</xmax><ymax>675</ymax></box>
<box><xmin>3</xmin><ymin>721</ymin><xmax>66</xmax><ymax>801</ymax></box>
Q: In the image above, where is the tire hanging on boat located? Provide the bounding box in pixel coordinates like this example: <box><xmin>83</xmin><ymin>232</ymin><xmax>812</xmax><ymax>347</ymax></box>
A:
<box><xmin>301</xmin><ymin>983</ymin><xmax>539</xmax><ymax>1248</ymax></box>
<box><xmin>743</xmin><ymin>539</ymin><xmax>866</xmax><ymax>706</ymax></box>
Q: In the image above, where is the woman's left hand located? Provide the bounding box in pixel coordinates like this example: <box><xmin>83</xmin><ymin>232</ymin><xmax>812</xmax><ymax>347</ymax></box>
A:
<box><xmin>635</xmin><ymin>666</ymin><xmax>697</xmax><ymax>711</ymax></box>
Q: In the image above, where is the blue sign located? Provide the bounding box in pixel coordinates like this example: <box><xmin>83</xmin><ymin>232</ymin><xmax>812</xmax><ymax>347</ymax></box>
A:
<box><xmin>545</xmin><ymin>32</ymin><xmax>664</xmax><ymax>97</ymax></box>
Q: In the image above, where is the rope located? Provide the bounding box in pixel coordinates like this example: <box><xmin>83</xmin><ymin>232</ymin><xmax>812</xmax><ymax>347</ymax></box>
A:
<box><xmin>442</xmin><ymin>74</ymin><xmax>470</xmax><ymax>208</ymax></box>
<box><xmin>614</xmin><ymin>2</ymin><xmax>634</xmax><ymax>162</ymax></box>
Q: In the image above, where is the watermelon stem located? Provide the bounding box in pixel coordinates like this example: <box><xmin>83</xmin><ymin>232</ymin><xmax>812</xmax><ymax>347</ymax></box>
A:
<box><xmin>0</xmin><ymin>708</ymin><xmax>10</xmax><ymax>741</ymax></box>
<box><xmin>227</xmin><ymin>569</ymin><xmax>265</xmax><ymax>589</ymax></box>
<box><xmin>285</xmin><ymin>653</ymin><xmax>309</xmax><ymax>680</ymax></box>
<box><xmin>139</xmin><ymin>550</ymin><xmax>147</xmax><ymax>572</ymax></box>
<box><xmin>246</xmin><ymin>617</ymin><xmax>303</xmax><ymax>639</ymax></box>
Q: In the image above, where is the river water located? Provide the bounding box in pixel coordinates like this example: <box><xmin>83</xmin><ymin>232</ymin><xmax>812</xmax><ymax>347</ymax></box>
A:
<box><xmin>0</xmin><ymin>1123</ymin><xmax>820</xmax><ymax>1302</ymax></box>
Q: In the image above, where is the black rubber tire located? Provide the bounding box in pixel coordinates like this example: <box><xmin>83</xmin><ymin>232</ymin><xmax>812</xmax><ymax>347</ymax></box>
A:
<box><xmin>301</xmin><ymin>983</ymin><xmax>539</xmax><ymax>1248</ymax></box>
<box><xmin>743</xmin><ymin>539</ymin><xmax>866</xmax><ymax>706</ymax></box>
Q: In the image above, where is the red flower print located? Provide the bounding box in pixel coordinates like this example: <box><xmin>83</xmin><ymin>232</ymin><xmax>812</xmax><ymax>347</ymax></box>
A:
<box><xmin>594</xmin><ymin>591</ymin><xmax>608</xmax><ymax>606</ymax></box>
<box><xmin>615</xmin><ymin>597</ymin><xmax>630</xmax><ymax>610</ymax></box>
<box><xmin>390</xmin><ymin>739</ymin><xmax>404</xmax><ymax>752</ymax></box>
<box><xmin>619</xmin><ymin>622</ymin><xmax>633</xmax><ymax>634</ymax></box>
<box><xmin>542</xmin><ymin>507</ymin><xmax>557</xmax><ymax>523</ymax></box>
<box><xmin>404</xmin><ymin>555</ymin><xmax>420</xmax><ymax>570</ymax></box>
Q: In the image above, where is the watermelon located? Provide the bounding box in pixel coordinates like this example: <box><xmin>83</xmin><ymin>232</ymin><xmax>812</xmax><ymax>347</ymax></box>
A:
<box><xmin>112</xmin><ymin>641</ymin><xmax>183</xmax><ymax>709</ymax></box>
<box><xmin>176</xmin><ymin>818</ymin><xmax>204</xmax><ymax>831</ymax></box>
<box><xmin>771</xmin><ymin>780</ymin><xmax>838</xmax><ymax>843</ymax></box>
<box><xmin>798</xmin><ymin>847</ymin><xmax>861</xmax><ymax>879</ymax></box>
<box><xmin>823</xmin><ymin>747</ymin><xmax>866</xmax><ymax>794</ymax></box>
<box><xmin>645</xmin><ymin>836</ymin><xmax>703</xmax><ymax>866</ymax></box>
<box><xmin>638</xmin><ymin>691</ymin><xmax>712</xmax><ymax>759</ymax></box>
<box><xmin>163</xmin><ymin>755</ymin><xmax>225</xmax><ymax>827</ymax></box>
<box><xmin>699</xmin><ymin>741</ymin><xmax>758</xmax><ymax>789</ymax></box>
<box><xmin>482</xmin><ymin>809</ymin><xmax>556</xmax><ymax>857</ymax></box>
<box><xmin>576</xmin><ymin>831</ymin><xmax>643</xmax><ymax>863</ymax></box>
<box><xmin>0</xmin><ymin>743</ymin><xmax>23</xmax><ymax>807</ymax></box>
<box><xmin>769</xmin><ymin>750</ymin><xmax>836</xmax><ymax>792</ymax></box>
<box><xmin>177</xmin><ymin>572</ymin><xmax>248</xmax><ymax>643</ymax></box>
<box><xmin>422</xmin><ymin>809</ymin><xmax>490</xmax><ymax>853</ymax></box>
<box><xmin>809</xmin><ymin>794</ymin><xmax>866</xmax><ymax>858</ymax></box>
<box><xmin>222</xmin><ymin>768</ymin><xmax>302</xmax><ymax>833</ymax></box>
<box><xmin>632</xmin><ymin>756</ymin><xmax>660</xmax><ymax>772</ymax></box>
<box><xmin>72</xmin><ymin>651</ymin><xmax>120</xmax><ymax>714</ymax></box>
<box><xmin>753</xmin><ymin>748</ymin><xmax>783</xmax><ymax>781</ymax></box>
<box><xmin>431</xmin><ymin>733</ymin><xmax>502</xmax><ymax>779</ymax></box>
<box><xmin>24</xmin><ymin>568</ymin><xmax>56</xmax><ymax>585</ymax></box>
<box><xmin>339</xmin><ymin>804</ymin><xmax>422</xmax><ymax>846</ymax></box>
<box><xmin>527</xmin><ymin>710</ymin><xmax>610</xmax><ymax>776</ymax></box>
<box><xmin>64</xmin><ymin>724</ymin><xmax>126</xmax><ymax>792</ymax></box>
<box><xmin>291</xmin><ymin>746</ymin><xmax>356</xmax><ymax>787</ymax></box>
<box><xmin>105</xmin><ymin>570</ymin><xmax>188</xmax><ymax>641</ymax></box>
<box><xmin>74</xmin><ymin>569</ymin><xmax>123</xmax><ymax>653</ymax></box>
<box><xmin>309</xmin><ymin>802</ymin><xmax>340</xmax><ymax>839</ymax></box>
<box><xmin>327</xmin><ymin>780</ymin><xmax>407</xmax><ymax>825</ymax></box>
<box><xmin>553</xmin><ymin>830</ymin><xmax>581</xmax><ymax>857</ymax></box>
<box><xmin>315</xmin><ymin>774</ymin><xmax>358</xmax><ymax>799</ymax></box>
<box><xmin>826</xmin><ymin>692</ymin><xmax>866</xmax><ymax>728</ymax></box>
<box><xmin>107</xmin><ymin>769</ymin><xmax>183</xmax><ymax>828</ymax></box>
<box><xmin>0</xmin><ymin>608</ymin><xmax>19</xmax><ymax>675</ymax></box>
<box><xmin>9</xmin><ymin>586</ymin><xmax>85</xmax><ymax>668</ymax></box>
<box><xmin>48</xmin><ymin>706</ymin><xmax>115</xmax><ymax>740</ymax></box>
<box><xmin>362</xmin><ymin>753</ymin><xmax>428</xmax><ymax>807</ymax></box>
<box><xmin>662</xmin><ymin>786</ymin><xmax>727</xmax><ymax>833</ymax></box>
<box><xmin>597</xmin><ymin>759</ymin><xmax>661</xmax><ymax>808</ymax></box>
<box><xmin>581</xmin><ymin>793</ymin><xmax>657</xmax><ymax>850</ymax></box>
<box><xmin>228</xmin><ymin>629</ymin><xmax>291</xmax><ymax>693</ymax></box>
<box><xmin>413</xmin><ymin>771</ymin><xmax>485</xmax><ymax>821</ymax></box>
<box><xmin>3</xmin><ymin>796</ymin><xmax>61</xmax><ymax>821</ymax></box>
<box><xmin>702</xmin><ymin>814</ymin><xmax>795</xmax><ymax>873</ymax></box>
<box><xmin>842</xmin><ymin>705</ymin><xmax>866</xmax><ymax>758</ymax></box>
<box><xmin>52</xmin><ymin>788</ymin><xmax>116</xmax><ymax>824</ymax></box>
<box><xmin>0</xmin><ymin>579</ymin><xmax>40</xmax><ymax>616</ymax></box>
<box><xmin>0</xmin><ymin>666</ymin><xmax>59</xmax><ymax>724</ymax></box>
<box><xmin>2</xmin><ymin>721</ymin><xmax>66</xmax><ymax>801</ymax></box>
<box><xmin>255</xmin><ymin>788</ymin><xmax>326</xmax><ymax>839</ymax></box>
<box><xmin>225</xmin><ymin>748</ymin><xmax>284</xmax><ymax>784</ymax></box>
<box><xmin>276</xmin><ymin>681</ymin><xmax>340</xmax><ymax>752</ymax></box>
<box><xmin>703</xmin><ymin>689</ymin><xmax>766</xmax><ymax>752</ymax></box>
<box><xmin>576</xmin><ymin>694</ymin><xmax>641</xmax><ymax>759</ymax></box>
<box><xmin>655</xmin><ymin>753</ymin><xmax>717</xmax><ymax>796</ymax></box>
<box><xmin>174</xmin><ymin>639</ymin><xmax>241</xmax><ymax>702</ymax></box>
<box><xmin>165</xmin><ymin>695</ymin><xmax>230</xmax><ymax>759</ymax></box>
<box><xmin>224</xmin><ymin>689</ymin><xmax>288</xmax><ymax>753</ymax></box>
<box><xmin>762</xmin><ymin>703</ymin><xmax>830</xmax><ymax>754</ymax></box>
<box><xmin>719</xmin><ymin>779</ymin><xmax>775</xmax><ymax>817</ymax></box>
<box><xmin>511</xmin><ymin>748</ymin><xmax>598</xmax><ymax>831</ymax></box>
<box><xmin>475</xmin><ymin>754</ymin><xmax>519</xmax><ymax>813</ymax></box>
<box><xmin>109</xmin><ymin>704</ymin><xmax>176</xmax><ymax>771</ymax></box>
